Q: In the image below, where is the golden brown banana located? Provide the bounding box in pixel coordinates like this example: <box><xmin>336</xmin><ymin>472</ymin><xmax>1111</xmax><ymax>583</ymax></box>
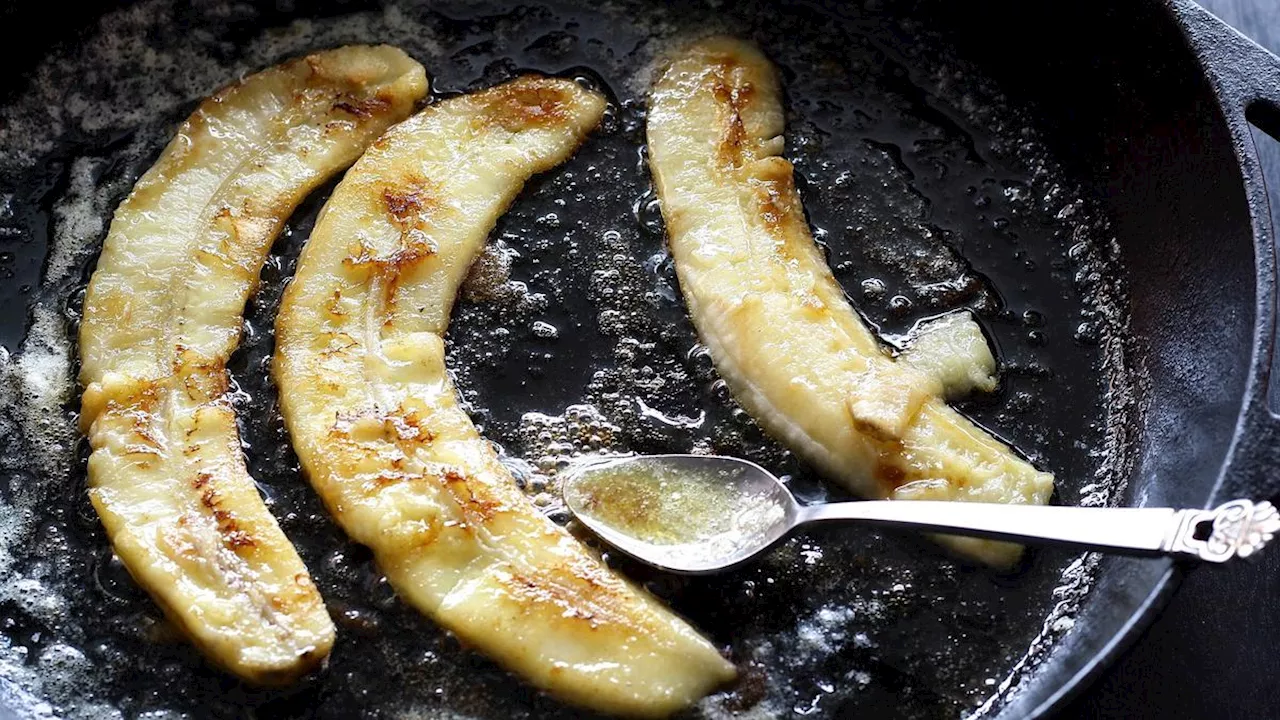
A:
<box><xmin>79</xmin><ymin>45</ymin><xmax>428</xmax><ymax>683</ymax></box>
<box><xmin>274</xmin><ymin>75</ymin><xmax>735</xmax><ymax>716</ymax></box>
<box><xmin>647</xmin><ymin>36</ymin><xmax>1054</xmax><ymax>566</ymax></box>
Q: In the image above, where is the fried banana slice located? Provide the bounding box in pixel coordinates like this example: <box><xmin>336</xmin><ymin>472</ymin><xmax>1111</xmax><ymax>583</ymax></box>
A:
<box><xmin>79</xmin><ymin>46</ymin><xmax>428</xmax><ymax>683</ymax></box>
<box><xmin>646</xmin><ymin>36</ymin><xmax>1054</xmax><ymax>566</ymax></box>
<box><xmin>274</xmin><ymin>76</ymin><xmax>735</xmax><ymax>716</ymax></box>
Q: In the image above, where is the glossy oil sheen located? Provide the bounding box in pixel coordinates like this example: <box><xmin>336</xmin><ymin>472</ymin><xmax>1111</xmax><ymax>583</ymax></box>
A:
<box><xmin>0</xmin><ymin>0</ymin><xmax>1186</xmax><ymax>718</ymax></box>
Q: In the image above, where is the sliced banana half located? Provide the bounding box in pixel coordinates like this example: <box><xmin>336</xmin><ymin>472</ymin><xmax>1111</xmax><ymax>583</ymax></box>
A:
<box><xmin>79</xmin><ymin>46</ymin><xmax>428</xmax><ymax>683</ymax></box>
<box><xmin>646</xmin><ymin>36</ymin><xmax>1055</xmax><ymax>566</ymax></box>
<box><xmin>273</xmin><ymin>76</ymin><xmax>736</xmax><ymax>716</ymax></box>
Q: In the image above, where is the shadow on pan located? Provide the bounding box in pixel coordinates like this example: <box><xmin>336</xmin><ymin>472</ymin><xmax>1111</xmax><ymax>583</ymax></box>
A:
<box><xmin>0</xmin><ymin>0</ymin><xmax>1278</xmax><ymax>718</ymax></box>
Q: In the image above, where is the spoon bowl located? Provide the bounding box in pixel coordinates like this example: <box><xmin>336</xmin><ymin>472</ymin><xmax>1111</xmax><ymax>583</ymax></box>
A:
<box><xmin>561</xmin><ymin>454</ymin><xmax>798</xmax><ymax>573</ymax></box>
<box><xmin>562</xmin><ymin>454</ymin><xmax>1280</xmax><ymax>573</ymax></box>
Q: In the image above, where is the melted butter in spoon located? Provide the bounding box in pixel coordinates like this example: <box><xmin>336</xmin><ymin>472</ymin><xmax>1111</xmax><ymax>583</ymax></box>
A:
<box><xmin>563</xmin><ymin>456</ymin><xmax>792</xmax><ymax>571</ymax></box>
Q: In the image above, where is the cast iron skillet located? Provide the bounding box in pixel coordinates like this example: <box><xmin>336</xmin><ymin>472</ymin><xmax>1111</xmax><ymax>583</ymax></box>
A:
<box><xmin>0</xmin><ymin>0</ymin><xmax>1278</xmax><ymax>718</ymax></box>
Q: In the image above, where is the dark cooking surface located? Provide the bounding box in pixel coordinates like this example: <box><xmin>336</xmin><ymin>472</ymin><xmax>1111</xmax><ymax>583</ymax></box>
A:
<box><xmin>0</xmin><ymin>0</ymin><xmax>1141</xmax><ymax>718</ymax></box>
<box><xmin>1068</xmin><ymin>1</ymin><xmax>1280</xmax><ymax>717</ymax></box>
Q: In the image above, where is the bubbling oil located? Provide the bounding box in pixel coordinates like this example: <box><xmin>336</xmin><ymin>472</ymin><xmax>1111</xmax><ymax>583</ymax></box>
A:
<box><xmin>0</xmin><ymin>0</ymin><xmax>1134</xmax><ymax>719</ymax></box>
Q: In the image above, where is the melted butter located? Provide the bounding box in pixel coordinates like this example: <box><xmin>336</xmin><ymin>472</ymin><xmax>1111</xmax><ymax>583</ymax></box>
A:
<box><xmin>566</xmin><ymin>459</ymin><xmax>786</xmax><ymax>563</ymax></box>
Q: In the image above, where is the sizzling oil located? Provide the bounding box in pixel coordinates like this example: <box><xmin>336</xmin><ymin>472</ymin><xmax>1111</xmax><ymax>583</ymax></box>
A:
<box><xmin>0</xmin><ymin>1</ymin><xmax>1135</xmax><ymax>719</ymax></box>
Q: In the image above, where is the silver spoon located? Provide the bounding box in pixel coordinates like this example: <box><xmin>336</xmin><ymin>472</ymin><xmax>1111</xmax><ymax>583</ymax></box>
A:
<box><xmin>561</xmin><ymin>454</ymin><xmax>1280</xmax><ymax>574</ymax></box>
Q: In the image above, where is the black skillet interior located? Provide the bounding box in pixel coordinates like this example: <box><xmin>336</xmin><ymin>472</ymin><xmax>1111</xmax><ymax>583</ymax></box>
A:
<box><xmin>0</xmin><ymin>0</ymin><xmax>1271</xmax><ymax>718</ymax></box>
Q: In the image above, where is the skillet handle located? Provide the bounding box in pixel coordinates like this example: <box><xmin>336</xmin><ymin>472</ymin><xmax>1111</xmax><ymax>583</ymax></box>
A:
<box><xmin>1174</xmin><ymin>1</ymin><xmax>1280</xmax><ymax>133</ymax></box>
<box><xmin>1172</xmin><ymin>0</ymin><xmax>1280</xmax><ymax>502</ymax></box>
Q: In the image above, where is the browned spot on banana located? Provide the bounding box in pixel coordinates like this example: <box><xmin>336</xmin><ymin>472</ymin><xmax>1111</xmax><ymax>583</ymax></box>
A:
<box><xmin>193</xmin><ymin>472</ymin><xmax>256</xmax><ymax>551</ymax></box>
<box><xmin>334</xmin><ymin>96</ymin><xmax>392</xmax><ymax>119</ymax></box>
<box><xmin>435</xmin><ymin>468</ymin><xmax>506</xmax><ymax>525</ymax></box>
<box><xmin>310</xmin><ymin>330</ymin><xmax>359</xmax><ymax>350</ymax></box>
<box><xmin>383</xmin><ymin>182</ymin><xmax>437</xmax><ymax>225</ymax></box>
<box><xmin>330</xmin><ymin>405</ymin><xmax>435</xmax><ymax>450</ymax></box>
<box><xmin>325</xmin><ymin>289</ymin><xmax>348</xmax><ymax>320</ymax></box>
<box><xmin>175</xmin><ymin>348</ymin><xmax>231</xmax><ymax>404</ymax></box>
<box><xmin>710</xmin><ymin>63</ymin><xmax>755</xmax><ymax>167</ymax></box>
<box><xmin>480</xmin><ymin>77</ymin><xmax>573</xmax><ymax>131</ymax></box>
<box><xmin>343</xmin><ymin>235</ymin><xmax>438</xmax><ymax>275</ymax></box>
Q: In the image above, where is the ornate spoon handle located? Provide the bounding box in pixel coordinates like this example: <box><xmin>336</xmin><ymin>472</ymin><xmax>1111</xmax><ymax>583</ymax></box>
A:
<box><xmin>797</xmin><ymin>499</ymin><xmax>1280</xmax><ymax>562</ymax></box>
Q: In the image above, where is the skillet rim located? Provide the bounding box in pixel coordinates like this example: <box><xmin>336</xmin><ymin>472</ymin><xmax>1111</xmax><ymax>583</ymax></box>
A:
<box><xmin>1015</xmin><ymin>1</ymin><xmax>1280</xmax><ymax>716</ymax></box>
<box><xmin>0</xmin><ymin>1</ymin><xmax>1277</xmax><ymax>718</ymax></box>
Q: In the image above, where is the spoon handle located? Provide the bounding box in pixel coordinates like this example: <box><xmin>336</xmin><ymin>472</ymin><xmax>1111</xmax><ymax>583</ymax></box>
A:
<box><xmin>796</xmin><ymin>499</ymin><xmax>1280</xmax><ymax>562</ymax></box>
